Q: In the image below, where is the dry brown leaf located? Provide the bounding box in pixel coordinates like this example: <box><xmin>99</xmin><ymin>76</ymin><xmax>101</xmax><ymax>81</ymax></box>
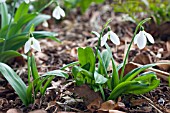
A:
<box><xmin>118</xmin><ymin>63</ymin><xmax>138</xmax><ymax>76</ymax></box>
<box><xmin>98</xmin><ymin>100</ymin><xmax>125</xmax><ymax>111</ymax></box>
<box><xmin>87</xmin><ymin>97</ymin><xmax>103</xmax><ymax>112</ymax></box>
<box><xmin>132</xmin><ymin>53</ymin><xmax>152</xmax><ymax>65</ymax></box>
<box><xmin>166</xmin><ymin>40</ymin><xmax>170</xmax><ymax>52</ymax></box>
<box><xmin>130</xmin><ymin>99</ymin><xmax>147</xmax><ymax>106</ymax></box>
<box><xmin>156</xmin><ymin>60</ymin><xmax>170</xmax><ymax>71</ymax></box>
<box><xmin>6</xmin><ymin>109</ymin><xmax>22</xmax><ymax>113</ymax></box>
<box><xmin>28</xmin><ymin>109</ymin><xmax>47</xmax><ymax>113</ymax></box>
<box><xmin>70</xmin><ymin>85</ymin><xmax>102</xmax><ymax>106</ymax></box>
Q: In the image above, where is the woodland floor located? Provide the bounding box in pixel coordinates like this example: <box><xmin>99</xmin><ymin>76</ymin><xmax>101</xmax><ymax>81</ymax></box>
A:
<box><xmin>0</xmin><ymin>1</ymin><xmax>170</xmax><ymax>113</ymax></box>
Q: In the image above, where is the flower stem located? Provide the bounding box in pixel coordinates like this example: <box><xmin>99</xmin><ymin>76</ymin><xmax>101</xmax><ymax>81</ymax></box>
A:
<box><xmin>1</xmin><ymin>0</ymin><xmax>17</xmax><ymax>52</ymax></box>
<box><xmin>119</xmin><ymin>18</ymin><xmax>151</xmax><ymax>81</ymax></box>
<box><xmin>38</xmin><ymin>0</ymin><xmax>53</xmax><ymax>13</ymax></box>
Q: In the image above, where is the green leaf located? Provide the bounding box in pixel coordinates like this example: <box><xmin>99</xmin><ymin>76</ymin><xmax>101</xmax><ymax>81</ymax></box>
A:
<box><xmin>23</xmin><ymin>14</ymin><xmax>51</xmax><ymax>32</ymax></box>
<box><xmin>105</xmin><ymin>44</ymin><xmax>119</xmax><ymax>89</ymax></box>
<box><xmin>121</xmin><ymin>63</ymin><xmax>155</xmax><ymax>82</ymax></box>
<box><xmin>26</xmin><ymin>83</ymin><xmax>34</xmax><ymax>104</ymax></box>
<box><xmin>97</xmin><ymin>50</ymin><xmax>108</xmax><ymax>76</ymax></box>
<box><xmin>9</xmin><ymin>13</ymin><xmax>37</xmax><ymax>37</ymax></box>
<box><xmin>0</xmin><ymin>63</ymin><xmax>28</xmax><ymax>105</ymax></box>
<box><xmin>94</xmin><ymin>71</ymin><xmax>107</xmax><ymax>84</ymax></box>
<box><xmin>0</xmin><ymin>50</ymin><xmax>21</xmax><ymax>62</ymax></box>
<box><xmin>31</xmin><ymin>55</ymin><xmax>39</xmax><ymax>80</ymax></box>
<box><xmin>42</xmin><ymin>70</ymin><xmax>69</xmax><ymax>79</ymax></box>
<box><xmin>60</xmin><ymin>61</ymin><xmax>79</xmax><ymax>70</ymax></box>
<box><xmin>78</xmin><ymin>47</ymin><xmax>95</xmax><ymax>73</ymax></box>
<box><xmin>0</xmin><ymin>2</ymin><xmax>9</xmax><ymax>28</ymax></box>
<box><xmin>0</xmin><ymin>38</ymin><xmax>5</xmax><ymax>42</ymax></box>
<box><xmin>41</xmin><ymin>76</ymin><xmax>54</xmax><ymax>95</ymax></box>
<box><xmin>126</xmin><ymin>72</ymin><xmax>160</xmax><ymax>94</ymax></box>
<box><xmin>14</xmin><ymin>2</ymin><xmax>29</xmax><ymax>22</ymax></box>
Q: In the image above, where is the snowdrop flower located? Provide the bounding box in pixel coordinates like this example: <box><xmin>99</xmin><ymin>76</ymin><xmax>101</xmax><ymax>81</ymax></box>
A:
<box><xmin>101</xmin><ymin>31</ymin><xmax>120</xmax><ymax>46</ymax></box>
<box><xmin>24</xmin><ymin>0</ymin><xmax>29</xmax><ymax>4</ymax></box>
<box><xmin>52</xmin><ymin>6</ymin><xmax>65</xmax><ymax>20</ymax></box>
<box><xmin>134</xmin><ymin>30</ymin><xmax>154</xmax><ymax>49</ymax></box>
<box><xmin>0</xmin><ymin>0</ymin><xmax>6</xmax><ymax>3</ymax></box>
<box><xmin>24</xmin><ymin>37</ymin><xmax>41</xmax><ymax>54</ymax></box>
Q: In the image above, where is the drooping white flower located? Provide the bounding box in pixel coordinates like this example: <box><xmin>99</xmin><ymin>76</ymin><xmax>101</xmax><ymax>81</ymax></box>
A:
<box><xmin>24</xmin><ymin>0</ymin><xmax>29</xmax><ymax>4</ymax></box>
<box><xmin>24</xmin><ymin>37</ymin><xmax>41</xmax><ymax>53</ymax></box>
<box><xmin>101</xmin><ymin>31</ymin><xmax>120</xmax><ymax>46</ymax></box>
<box><xmin>52</xmin><ymin>6</ymin><xmax>65</xmax><ymax>20</ymax></box>
<box><xmin>134</xmin><ymin>30</ymin><xmax>154</xmax><ymax>49</ymax></box>
<box><xmin>0</xmin><ymin>0</ymin><xmax>6</xmax><ymax>3</ymax></box>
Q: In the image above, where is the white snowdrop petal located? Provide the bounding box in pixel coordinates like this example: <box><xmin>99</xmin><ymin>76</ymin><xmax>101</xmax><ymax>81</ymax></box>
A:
<box><xmin>24</xmin><ymin>38</ymin><xmax>32</xmax><ymax>53</ymax></box>
<box><xmin>31</xmin><ymin>38</ymin><xmax>41</xmax><ymax>52</ymax></box>
<box><xmin>134</xmin><ymin>33</ymin><xmax>140</xmax><ymax>44</ymax></box>
<box><xmin>52</xmin><ymin>7</ymin><xmax>61</xmax><ymax>20</ymax></box>
<box><xmin>0</xmin><ymin>0</ymin><xmax>6</xmax><ymax>3</ymax></box>
<box><xmin>137</xmin><ymin>31</ymin><xmax>147</xmax><ymax>49</ymax></box>
<box><xmin>92</xmin><ymin>31</ymin><xmax>100</xmax><ymax>37</ymax></box>
<box><xmin>58</xmin><ymin>6</ymin><xmax>65</xmax><ymax>17</ymax></box>
<box><xmin>101</xmin><ymin>33</ymin><xmax>108</xmax><ymax>46</ymax></box>
<box><xmin>109</xmin><ymin>31</ymin><xmax>120</xmax><ymax>45</ymax></box>
<box><xmin>24</xmin><ymin>0</ymin><xmax>29</xmax><ymax>4</ymax></box>
<box><xmin>145</xmin><ymin>32</ymin><xmax>154</xmax><ymax>44</ymax></box>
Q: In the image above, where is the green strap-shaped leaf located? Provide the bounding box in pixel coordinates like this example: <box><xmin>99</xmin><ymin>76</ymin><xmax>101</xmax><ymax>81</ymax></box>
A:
<box><xmin>23</xmin><ymin>14</ymin><xmax>51</xmax><ymax>32</ymax></box>
<box><xmin>0</xmin><ymin>63</ymin><xmax>28</xmax><ymax>105</ymax></box>
<box><xmin>0</xmin><ymin>50</ymin><xmax>21</xmax><ymax>62</ymax></box>
<box><xmin>31</xmin><ymin>55</ymin><xmax>39</xmax><ymax>80</ymax></box>
<box><xmin>0</xmin><ymin>2</ymin><xmax>9</xmax><ymax>28</ymax></box>
<box><xmin>42</xmin><ymin>70</ymin><xmax>69</xmax><ymax>79</ymax></box>
<box><xmin>14</xmin><ymin>2</ymin><xmax>29</xmax><ymax>22</ymax></box>
<box><xmin>121</xmin><ymin>63</ymin><xmax>155</xmax><ymax>82</ymax></box>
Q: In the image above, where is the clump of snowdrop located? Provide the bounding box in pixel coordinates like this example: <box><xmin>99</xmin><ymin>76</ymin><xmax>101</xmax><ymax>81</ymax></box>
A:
<box><xmin>52</xmin><ymin>5</ymin><xmax>65</xmax><ymax>20</ymax></box>
<box><xmin>134</xmin><ymin>27</ymin><xmax>154</xmax><ymax>49</ymax></box>
<box><xmin>24</xmin><ymin>37</ymin><xmax>41</xmax><ymax>54</ymax></box>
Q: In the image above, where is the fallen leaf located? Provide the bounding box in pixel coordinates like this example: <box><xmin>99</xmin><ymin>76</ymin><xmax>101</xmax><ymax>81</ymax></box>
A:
<box><xmin>28</xmin><ymin>109</ymin><xmax>47</xmax><ymax>113</ymax></box>
<box><xmin>130</xmin><ymin>99</ymin><xmax>147</xmax><ymax>106</ymax></box>
<box><xmin>118</xmin><ymin>63</ymin><xmax>138</xmax><ymax>76</ymax></box>
<box><xmin>87</xmin><ymin>97</ymin><xmax>103</xmax><ymax>112</ymax></box>
<box><xmin>156</xmin><ymin>60</ymin><xmax>170</xmax><ymax>71</ymax></box>
<box><xmin>132</xmin><ymin>53</ymin><xmax>152</xmax><ymax>65</ymax></box>
<box><xmin>6</xmin><ymin>109</ymin><xmax>22</xmax><ymax>113</ymax></box>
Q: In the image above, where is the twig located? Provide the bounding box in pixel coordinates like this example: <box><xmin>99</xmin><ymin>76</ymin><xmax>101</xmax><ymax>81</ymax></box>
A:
<box><xmin>141</xmin><ymin>95</ymin><xmax>163</xmax><ymax>113</ymax></box>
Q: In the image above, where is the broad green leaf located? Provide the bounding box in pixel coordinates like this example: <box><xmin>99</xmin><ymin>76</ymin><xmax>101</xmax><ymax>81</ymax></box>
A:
<box><xmin>0</xmin><ymin>50</ymin><xmax>21</xmax><ymax>62</ymax></box>
<box><xmin>0</xmin><ymin>3</ymin><xmax>9</xmax><ymax>28</ymax></box>
<box><xmin>121</xmin><ymin>63</ymin><xmax>155</xmax><ymax>82</ymax></box>
<box><xmin>23</xmin><ymin>14</ymin><xmax>51</xmax><ymax>32</ymax></box>
<box><xmin>14</xmin><ymin>2</ymin><xmax>29</xmax><ymax>22</ymax></box>
<box><xmin>0</xmin><ymin>63</ymin><xmax>28</xmax><ymax>105</ymax></box>
<box><xmin>78</xmin><ymin>47</ymin><xmax>95</xmax><ymax>73</ymax></box>
<box><xmin>94</xmin><ymin>71</ymin><xmax>107</xmax><ymax>84</ymax></box>
<box><xmin>72</xmin><ymin>66</ymin><xmax>85</xmax><ymax>85</ymax></box>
